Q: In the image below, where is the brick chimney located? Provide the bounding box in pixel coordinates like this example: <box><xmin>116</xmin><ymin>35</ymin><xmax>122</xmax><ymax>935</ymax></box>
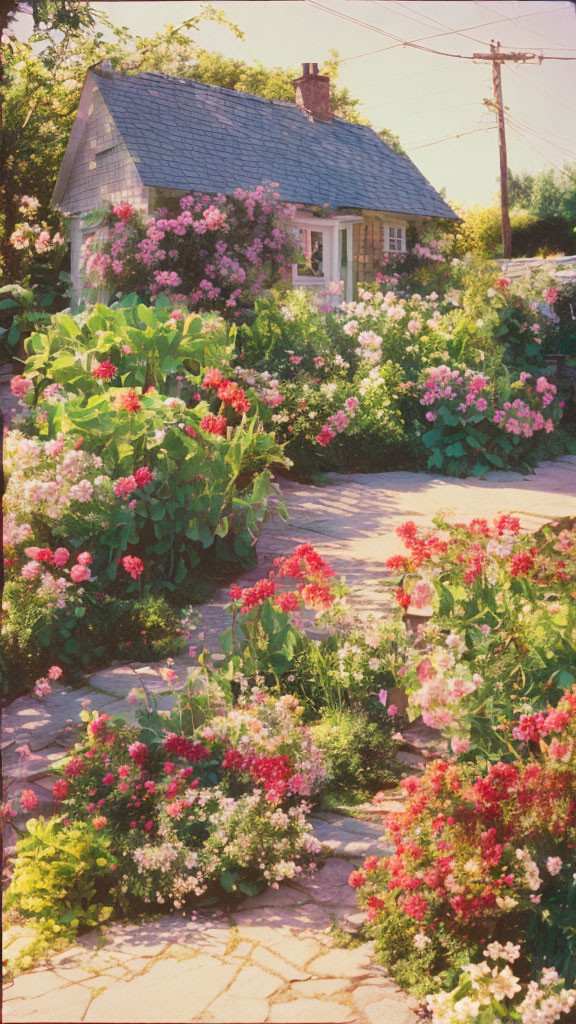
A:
<box><xmin>293</xmin><ymin>63</ymin><xmax>332</xmax><ymax>122</ymax></box>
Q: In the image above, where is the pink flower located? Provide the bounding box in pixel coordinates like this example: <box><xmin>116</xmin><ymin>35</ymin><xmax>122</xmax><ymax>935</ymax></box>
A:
<box><xmin>21</xmin><ymin>789</ymin><xmax>38</xmax><ymax>811</ymax></box>
<box><xmin>44</xmin><ymin>439</ymin><xmax>64</xmax><ymax>456</ymax></box>
<box><xmin>451</xmin><ymin>736</ymin><xmax>470</xmax><ymax>755</ymax></box>
<box><xmin>52</xmin><ymin>779</ymin><xmax>69</xmax><ymax>801</ymax></box>
<box><xmin>409</xmin><ymin>580</ymin><xmax>434</xmax><ymax>609</ymax></box>
<box><xmin>48</xmin><ymin>665</ymin><xmax>63</xmax><ymax>680</ymax></box>
<box><xmin>134</xmin><ymin>466</ymin><xmax>154</xmax><ymax>487</ymax></box>
<box><xmin>546</xmin><ymin>856</ymin><xmax>562</xmax><ymax>876</ymax></box>
<box><xmin>77</xmin><ymin>551</ymin><xmax>93</xmax><ymax>566</ymax></box>
<box><xmin>387</xmin><ymin>705</ymin><xmax>399</xmax><ymax>717</ymax></box>
<box><xmin>128</xmin><ymin>741</ymin><xmax>148</xmax><ymax>767</ymax></box>
<box><xmin>21</xmin><ymin>561</ymin><xmax>40</xmax><ymax>580</ymax></box>
<box><xmin>378</xmin><ymin>689</ymin><xmax>388</xmax><ymax>707</ymax></box>
<box><xmin>11</xmin><ymin>375</ymin><xmax>32</xmax><ymax>399</ymax></box>
<box><xmin>316</xmin><ymin>425</ymin><xmax>336</xmax><ymax>447</ymax></box>
<box><xmin>114</xmin><ymin>476</ymin><xmax>138</xmax><ymax>498</ymax></box>
<box><xmin>53</xmin><ymin>548</ymin><xmax>70</xmax><ymax>567</ymax></box>
<box><xmin>34</xmin><ymin>678</ymin><xmax>52</xmax><ymax>698</ymax></box>
<box><xmin>71</xmin><ymin>564</ymin><xmax>91</xmax><ymax>583</ymax></box>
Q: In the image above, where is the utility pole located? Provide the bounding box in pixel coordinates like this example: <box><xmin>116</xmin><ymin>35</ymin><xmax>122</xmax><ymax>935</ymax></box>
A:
<box><xmin>472</xmin><ymin>41</ymin><xmax>541</xmax><ymax>259</ymax></box>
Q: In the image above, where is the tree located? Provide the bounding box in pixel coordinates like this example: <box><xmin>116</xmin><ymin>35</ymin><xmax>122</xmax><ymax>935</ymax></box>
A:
<box><xmin>508</xmin><ymin>169</ymin><xmax>536</xmax><ymax>209</ymax></box>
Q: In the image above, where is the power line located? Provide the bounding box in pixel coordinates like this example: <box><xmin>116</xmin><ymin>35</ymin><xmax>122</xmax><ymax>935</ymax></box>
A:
<box><xmin>473</xmin><ymin>0</ymin><xmax>573</xmax><ymax>51</ymax></box>
<box><xmin>507</xmin><ymin>114</ymin><xmax>576</xmax><ymax>151</ymax></box>
<box><xmin>409</xmin><ymin>126</ymin><xmax>496</xmax><ymax>150</ymax></box>
<box><xmin>506</xmin><ymin>113</ymin><xmax>576</xmax><ymax>160</ymax></box>
<box><xmin>508</xmin><ymin>65</ymin><xmax>576</xmax><ymax>117</ymax></box>
<box><xmin>332</xmin><ymin>0</ymin><xmax>576</xmax><ymax>64</ymax></box>
<box><xmin>507</xmin><ymin>120</ymin><xmax>576</xmax><ymax>179</ymax></box>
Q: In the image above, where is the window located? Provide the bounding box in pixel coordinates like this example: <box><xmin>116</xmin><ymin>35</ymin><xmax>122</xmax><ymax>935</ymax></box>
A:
<box><xmin>296</xmin><ymin>228</ymin><xmax>325</xmax><ymax>279</ymax></box>
<box><xmin>384</xmin><ymin>225</ymin><xmax>406</xmax><ymax>253</ymax></box>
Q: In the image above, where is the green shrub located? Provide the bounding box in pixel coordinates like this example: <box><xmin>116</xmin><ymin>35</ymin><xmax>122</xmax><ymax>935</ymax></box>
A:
<box><xmin>311</xmin><ymin>706</ymin><xmax>399</xmax><ymax>805</ymax></box>
<box><xmin>4</xmin><ymin>817</ymin><xmax>115</xmax><ymax>951</ymax></box>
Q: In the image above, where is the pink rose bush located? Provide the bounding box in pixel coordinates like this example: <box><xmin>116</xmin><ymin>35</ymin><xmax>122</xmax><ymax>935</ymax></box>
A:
<box><xmin>82</xmin><ymin>187</ymin><xmax>298</xmax><ymax>315</ymax></box>
<box><xmin>418</xmin><ymin>365</ymin><xmax>563</xmax><ymax>477</ymax></box>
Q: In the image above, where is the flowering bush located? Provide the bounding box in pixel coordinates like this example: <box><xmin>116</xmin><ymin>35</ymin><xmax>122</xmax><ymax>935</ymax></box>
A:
<box><xmin>428</xmin><ymin>953</ymin><xmax>576</xmax><ymax>1024</ymax></box>
<box><xmin>385</xmin><ymin>516</ymin><xmax>576</xmax><ymax>759</ymax></box>
<box><xmin>2</xmin><ymin>298</ymin><xmax>290</xmax><ymax>691</ymax></box>
<box><xmin>352</xmin><ymin>691</ymin><xmax>576</xmax><ymax>995</ymax></box>
<box><xmin>6</xmin><ymin>683</ymin><xmax>324</xmax><ymax>955</ymax></box>
<box><xmin>8</xmin><ymin>195</ymin><xmax>67</xmax><ymax>273</ymax></box>
<box><xmin>1</xmin><ymin>432</ymin><xmax>186</xmax><ymax>686</ymax></box>
<box><xmin>15</xmin><ymin>302</ymin><xmax>286</xmax><ymax>561</ymax></box>
<box><xmin>418</xmin><ymin>365</ymin><xmax>564</xmax><ymax>476</ymax></box>
<box><xmin>82</xmin><ymin>187</ymin><xmax>298</xmax><ymax>315</ymax></box>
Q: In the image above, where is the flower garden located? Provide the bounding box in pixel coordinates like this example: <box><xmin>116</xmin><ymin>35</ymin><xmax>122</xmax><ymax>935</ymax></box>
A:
<box><xmin>3</xmin><ymin>191</ymin><xmax>576</xmax><ymax>1023</ymax></box>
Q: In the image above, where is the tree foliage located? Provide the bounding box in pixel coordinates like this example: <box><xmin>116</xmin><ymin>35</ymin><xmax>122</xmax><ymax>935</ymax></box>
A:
<box><xmin>0</xmin><ymin>3</ymin><xmax>373</xmax><ymax>273</ymax></box>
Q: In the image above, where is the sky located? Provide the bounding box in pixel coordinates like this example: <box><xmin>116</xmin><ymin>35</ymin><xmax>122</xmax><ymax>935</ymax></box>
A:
<box><xmin>18</xmin><ymin>0</ymin><xmax>576</xmax><ymax>206</ymax></box>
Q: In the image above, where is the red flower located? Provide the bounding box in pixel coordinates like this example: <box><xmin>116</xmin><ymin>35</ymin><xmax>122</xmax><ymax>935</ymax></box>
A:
<box><xmin>495</xmin><ymin>514</ymin><xmax>520</xmax><ymax>536</ymax></box>
<box><xmin>238</xmin><ymin>578</ymin><xmax>276</xmax><ymax>612</ymax></box>
<box><xmin>402</xmin><ymin>893</ymin><xmax>428</xmax><ymax>920</ymax></box>
<box><xmin>275</xmin><ymin>591</ymin><xmax>301</xmax><ymax>612</ymax></box>
<box><xmin>200</xmin><ymin>413</ymin><xmax>227</xmax><ymax>436</ymax></box>
<box><xmin>115</xmin><ymin>389</ymin><xmax>142</xmax><ymax>413</ymax></box>
<box><xmin>52</xmin><ymin>779</ymin><xmax>69</xmax><ymax>801</ymax></box>
<box><xmin>509</xmin><ymin>550</ymin><xmax>534</xmax><ymax>577</ymax></box>
<box><xmin>163</xmin><ymin>733</ymin><xmax>210</xmax><ymax>763</ymax></box>
<box><xmin>121</xmin><ymin>555</ymin><xmax>145</xmax><ymax>580</ymax></box>
<box><xmin>65</xmin><ymin>756</ymin><xmax>86</xmax><ymax>778</ymax></box>
<box><xmin>128</xmin><ymin>741</ymin><xmax>148</xmax><ymax>767</ymax></box>
<box><xmin>300</xmin><ymin>582</ymin><xmax>334</xmax><ymax>612</ymax></box>
<box><xmin>349</xmin><ymin>870</ymin><xmax>366</xmax><ymax>889</ymax></box>
<box><xmin>113</xmin><ymin>203</ymin><xmax>134</xmax><ymax>222</ymax></box>
<box><xmin>134</xmin><ymin>466</ymin><xmax>154</xmax><ymax>488</ymax></box>
<box><xmin>92</xmin><ymin>815</ymin><xmax>108</xmax><ymax>830</ymax></box>
<box><xmin>92</xmin><ymin>360</ymin><xmax>117</xmax><ymax>381</ymax></box>
<box><xmin>395</xmin><ymin>588</ymin><xmax>411</xmax><ymax>610</ymax></box>
<box><xmin>21</xmin><ymin>789</ymin><xmax>38</xmax><ymax>811</ymax></box>
<box><xmin>385</xmin><ymin>555</ymin><xmax>409</xmax><ymax>572</ymax></box>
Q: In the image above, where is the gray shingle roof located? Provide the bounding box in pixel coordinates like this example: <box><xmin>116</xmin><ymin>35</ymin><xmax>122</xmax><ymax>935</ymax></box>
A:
<box><xmin>93</xmin><ymin>69</ymin><xmax>457</xmax><ymax>220</ymax></box>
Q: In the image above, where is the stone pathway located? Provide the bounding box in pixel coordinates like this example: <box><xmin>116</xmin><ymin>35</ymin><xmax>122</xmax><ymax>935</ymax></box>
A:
<box><xmin>3</xmin><ymin>457</ymin><xmax>576</xmax><ymax>1022</ymax></box>
<box><xmin>3</xmin><ymin>814</ymin><xmax>420</xmax><ymax>1024</ymax></box>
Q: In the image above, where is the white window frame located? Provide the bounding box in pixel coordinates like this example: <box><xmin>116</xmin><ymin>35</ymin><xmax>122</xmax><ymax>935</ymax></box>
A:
<box><xmin>292</xmin><ymin>215</ymin><xmax>362</xmax><ymax>303</ymax></box>
<box><xmin>383</xmin><ymin>225</ymin><xmax>407</xmax><ymax>254</ymax></box>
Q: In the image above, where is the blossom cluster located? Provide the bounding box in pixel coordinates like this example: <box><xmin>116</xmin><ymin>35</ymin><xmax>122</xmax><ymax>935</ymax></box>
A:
<box><xmin>12</xmin><ymin>683</ymin><xmax>323</xmax><ymax>925</ymax></box>
<box><xmin>82</xmin><ymin>187</ymin><xmax>297</xmax><ymax>315</ymax></box>
<box><xmin>352</xmin><ymin>693</ymin><xmax>576</xmax><ymax>959</ymax></box>
<box><xmin>229</xmin><ymin>544</ymin><xmax>338</xmax><ymax>617</ymax></box>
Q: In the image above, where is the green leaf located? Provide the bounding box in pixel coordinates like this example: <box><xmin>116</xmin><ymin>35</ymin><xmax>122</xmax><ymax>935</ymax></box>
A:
<box><xmin>220</xmin><ymin>870</ymin><xmax>237</xmax><ymax>892</ymax></box>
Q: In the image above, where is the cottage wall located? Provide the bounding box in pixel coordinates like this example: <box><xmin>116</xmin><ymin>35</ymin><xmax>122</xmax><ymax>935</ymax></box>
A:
<box><xmin>58</xmin><ymin>83</ymin><xmax>149</xmax><ymax>297</ymax></box>
<box><xmin>59</xmin><ymin>86</ymin><xmax>147</xmax><ymax>216</ymax></box>
<box><xmin>353</xmin><ymin>211</ymin><xmax>415</xmax><ymax>283</ymax></box>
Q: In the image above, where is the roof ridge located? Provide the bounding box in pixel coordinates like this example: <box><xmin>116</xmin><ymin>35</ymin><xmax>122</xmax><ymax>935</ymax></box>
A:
<box><xmin>90</xmin><ymin>66</ymin><xmax>373</xmax><ymax>129</ymax></box>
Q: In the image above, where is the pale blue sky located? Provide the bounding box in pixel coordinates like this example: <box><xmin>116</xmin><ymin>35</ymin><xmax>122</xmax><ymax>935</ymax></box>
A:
<box><xmin>19</xmin><ymin>0</ymin><xmax>576</xmax><ymax>206</ymax></box>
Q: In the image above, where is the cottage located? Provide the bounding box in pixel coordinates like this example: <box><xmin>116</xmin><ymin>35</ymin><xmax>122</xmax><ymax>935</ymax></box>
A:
<box><xmin>53</xmin><ymin>61</ymin><xmax>457</xmax><ymax>302</ymax></box>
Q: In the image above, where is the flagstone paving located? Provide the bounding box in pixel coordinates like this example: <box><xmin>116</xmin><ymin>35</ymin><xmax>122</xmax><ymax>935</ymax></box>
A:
<box><xmin>2</xmin><ymin>458</ymin><xmax>576</xmax><ymax>1021</ymax></box>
